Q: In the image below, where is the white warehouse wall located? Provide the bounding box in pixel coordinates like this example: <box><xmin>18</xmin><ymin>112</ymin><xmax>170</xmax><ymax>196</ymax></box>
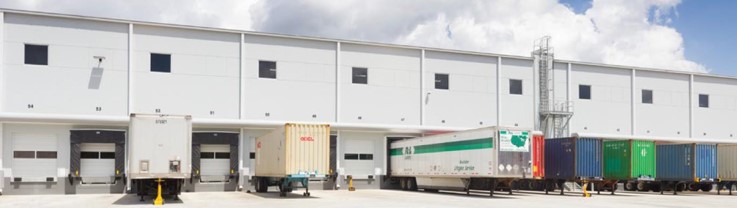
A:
<box><xmin>500</xmin><ymin>58</ymin><xmax>534</xmax><ymax>129</ymax></box>
<box><xmin>693</xmin><ymin>75</ymin><xmax>737</xmax><ymax>139</ymax></box>
<box><xmin>2</xmin><ymin>13</ymin><xmax>129</xmax><ymax>116</ymax></box>
<box><xmin>635</xmin><ymin>70</ymin><xmax>690</xmax><ymax>137</ymax></box>
<box><xmin>242</xmin><ymin>35</ymin><xmax>336</xmax><ymax>122</ymax></box>
<box><xmin>339</xmin><ymin>43</ymin><xmax>421</xmax><ymax>125</ymax></box>
<box><xmin>424</xmin><ymin>51</ymin><xmax>497</xmax><ymax>128</ymax></box>
<box><xmin>569</xmin><ymin>64</ymin><xmax>632</xmax><ymax>135</ymax></box>
<box><xmin>132</xmin><ymin>25</ymin><xmax>241</xmax><ymax>119</ymax></box>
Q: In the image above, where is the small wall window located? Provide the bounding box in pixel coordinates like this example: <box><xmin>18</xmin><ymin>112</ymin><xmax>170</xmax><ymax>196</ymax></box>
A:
<box><xmin>344</xmin><ymin>153</ymin><xmax>359</xmax><ymax>160</ymax></box>
<box><xmin>36</xmin><ymin>151</ymin><xmax>57</xmax><ymax>159</ymax></box>
<box><xmin>259</xmin><ymin>61</ymin><xmax>277</xmax><ymax>79</ymax></box>
<box><xmin>352</xmin><ymin>67</ymin><xmax>368</xmax><ymax>84</ymax></box>
<box><xmin>150</xmin><ymin>53</ymin><xmax>171</xmax><ymax>73</ymax></box>
<box><xmin>359</xmin><ymin>154</ymin><xmax>373</xmax><ymax>160</ymax></box>
<box><xmin>200</xmin><ymin>152</ymin><xmax>215</xmax><ymax>159</ymax></box>
<box><xmin>81</xmin><ymin>151</ymin><xmax>99</xmax><ymax>159</ymax></box>
<box><xmin>215</xmin><ymin>152</ymin><xmax>231</xmax><ymax>159</ymax></box>
<box><xmin>100</xmin><ymin>152</ymin><xmax>115</xmax><ymax>159</ymax></box>
<box><xmin>13</xmin><ymin>151</ymin><xmax>35</xmax><ymax>158</ymax></box>
<box><xmin>579</xmin><ymin>85</ymin><xmax>591</xmax><ymax>100</ymax></box>
<box><xmin>699</xmin><ymin>94</ymin><xmax>709</xmax><ymax>108</ymax></box>
<box><xmin>510</xmin><ymin>79</ymin><xmax>523</xmax><ymax>95</ymax></box>
<box><xmin>642</xmin><ymin>89</ymin><xmax>653</xmax><ymax>104</ymax></box>
<box><xmin>249</xmin><ymin>152</ymin><xmax>256</xmax><ymax>159</ymax></box>
<box><xmin>24</xmin><ymin>44</ymin><xmax>48</xmax><ymax>65</ymax></box>
<box><xmin>435</xmin><ymin>73</ymin><xmax>449</xmax><ymax>90</ymax></box>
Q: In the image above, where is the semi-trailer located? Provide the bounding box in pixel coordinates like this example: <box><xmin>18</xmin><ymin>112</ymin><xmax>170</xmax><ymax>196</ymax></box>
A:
<box><xmin>718</xmin><ymin>144</ymin><xmax>737</xmax><ymax>195</ymax></box>
<box><xmin>602</xmin><ymin>140</ymin><xmax>656</xmax><ymax>193</ymax></box>
<box><xmin>544</xmin><ymin>137</ymin><xmax>605</xmax><ymax>196</ymax></box>
<box><xmin>655</xmin><ymin>143</ymin><xmax>717</xmax><ymax>195</ymax></box>
<box><xmin>127</xmin><ymin>114</ymin><xmax>192</xmax><ymax>205</ymax></box>
<box><xmin>388</xmin><ymin>126</ymin><xmax>533</xmax><ymax>196</ymax></box>
<box><xmin>252</xmin><ymin>123</ymin><xmax>330</xmax><ymax>197</ymax></box>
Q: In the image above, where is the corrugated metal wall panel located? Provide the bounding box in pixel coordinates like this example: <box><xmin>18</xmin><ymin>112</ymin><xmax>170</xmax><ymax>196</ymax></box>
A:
<box><xmin>531</xmin><ymin>134</ymin><xmax>545</xmax><ymax>178</ymax></box>
<box><xmin>694</xmin><ymin>144</ymin><xmax>717</xmax><ymax>180</ymax></box>
<box><xmin>718</xmin><ymin>144</ymin><xmax>737</xmax><ymax>180</ymax></box>
<box><xmin>656</xmin><ymin>144</ymin><xmax>693</xmax><ymax>181</ymax></box>
<box><xmin>545</xmin><ymin>138</ymin><xmax>575</xmax><ymax>179</ymax></box>
<box><xmin>576</xmin><ymin>138</ymin><xmax>602</xmax><ymax>179</ymax></box>
<box><xmin>630</xmin><ymin>140</ymin><xmax>656</xmax><ymax>179</ymax></box>
<box><xmin>603</xmin><ymin>140</ymin><xmax>630</xmax><ymax>180</ymax></box>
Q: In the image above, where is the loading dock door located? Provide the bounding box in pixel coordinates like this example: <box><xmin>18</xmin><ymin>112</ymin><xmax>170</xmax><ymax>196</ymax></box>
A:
<box><xmin>80</xmin><ymin>143</ymin><xmax>115</xmax><ymax>179</ymax></box>
<box><xmin>12</xmin><ymin>133</ymin><xmax>58</xmax><ymax>181</ymax></box>
<box><xmin>343</xmin><ymin>139</ymin><xmax>375</xmax><ymax>178</ymax></box>
<box><xmin>200</xmin><ymin>144</ymin><xmax>231</xmax><ymax>182</ymax></box>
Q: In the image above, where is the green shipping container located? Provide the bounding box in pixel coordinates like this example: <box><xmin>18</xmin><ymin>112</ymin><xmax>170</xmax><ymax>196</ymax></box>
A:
<box><xmin>603</xmin><ymin>140</ymin><xmax>656</xmax><ymax>180</ymax></box>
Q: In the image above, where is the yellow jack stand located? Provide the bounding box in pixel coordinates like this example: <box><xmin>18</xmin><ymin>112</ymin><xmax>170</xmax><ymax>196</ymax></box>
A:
<box><xmin>347</xmin><ymin>175</ymin><xmax>355</xmax><ymax>191</ymax></box>
<box><xmin>154</xmin><ymin>178</ymin><xmax>165</xmax><ymax>206</ymax></box>
<box><xmin>581</xmin><ymin>181</ymin><xmax>591</xmax><ymax>197</ymax></box>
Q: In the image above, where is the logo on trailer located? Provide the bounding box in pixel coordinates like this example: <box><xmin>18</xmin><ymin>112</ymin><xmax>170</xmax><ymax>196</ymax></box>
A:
<box><xmin>300</xmin><ymin>136</ymin><xmax>314</xmax><ymax>142</ymax></box>
<box><xmin>257</xmin><ymin>141</ymin><xmax>262</xmax><ymax>149</ymax></box>
<box><xmin>641</xmin><ymin>148</ymin><xmax>647</xmax><ymax>157</ymax></box>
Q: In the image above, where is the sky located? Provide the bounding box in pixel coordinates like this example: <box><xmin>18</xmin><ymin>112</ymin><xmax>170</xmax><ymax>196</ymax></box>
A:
<box><xmin>0</xmin><ymin>0</ymin><xmax>733</xmax><ymax>75</ymax></box>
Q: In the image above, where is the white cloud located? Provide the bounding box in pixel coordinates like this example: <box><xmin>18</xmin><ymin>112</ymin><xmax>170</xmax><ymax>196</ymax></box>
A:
<box><xmin>0</xmin><ymin>0</ymin><xmax>705</xmax><ymax>72</ymax></box>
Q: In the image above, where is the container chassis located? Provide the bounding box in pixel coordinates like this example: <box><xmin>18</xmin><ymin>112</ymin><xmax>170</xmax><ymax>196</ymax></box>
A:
<box><xmin>253</xmin><ymin>174</ymin><xmax>325</xmax><ymax>197</ymax></box>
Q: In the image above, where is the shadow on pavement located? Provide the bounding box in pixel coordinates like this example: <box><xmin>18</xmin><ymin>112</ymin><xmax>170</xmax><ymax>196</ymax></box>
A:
<box><xmin>112</xmin><ymin>194</ymin><xmax>185</xmax><ymax>205</ymax></box>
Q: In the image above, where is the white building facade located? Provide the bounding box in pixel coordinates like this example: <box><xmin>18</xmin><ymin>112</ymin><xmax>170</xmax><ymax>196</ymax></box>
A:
<box><xmin>0</xmin><ymin>10</ymin><xmax>734</xmax><ymax>194</ymax></box>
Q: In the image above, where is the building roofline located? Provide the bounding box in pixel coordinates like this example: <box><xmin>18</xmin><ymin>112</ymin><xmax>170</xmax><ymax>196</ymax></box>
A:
<box><xmin>0</xmin><ymin>8</ymin><xmax>733</xmax><ymax>81</ymax></box>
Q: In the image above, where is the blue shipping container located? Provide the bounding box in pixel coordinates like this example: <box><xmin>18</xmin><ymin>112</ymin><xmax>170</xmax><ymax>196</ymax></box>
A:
<box><xmin>656</xmin><ymin>143</ymin><xmax>717</xmax><ymax>181</ymax></box>
<box><xmin>544</xmin><ymin>137</ymin><xmax>603</xmax><ymax>180</ymax></box>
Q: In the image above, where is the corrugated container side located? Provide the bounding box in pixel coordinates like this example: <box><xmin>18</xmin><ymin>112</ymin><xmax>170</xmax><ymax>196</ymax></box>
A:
<box><xmin>603</xmin><ymin>140</ymin><xmax>630</xmax><ymax>180</ymax></box>
<box><xmin>255</xmin><ymin>125</ymin><xmax>287</xmax><ymax>177</ymax></box>
<box><xmin>531</xmin><ymin>134</ymin><xmax>545</xmax><ymax>178</ymax></box>
<box><xmin>718</xmin><ymin>144</ymin><xmax>737</xmax><ymax>181</ymax></box>
<box><xmin>694</xmin><ymin>144</ymin><xmax>717</xmax><ymax>180</ymax></box>
<box><xmin>285</xmin><ymin>123</ymin><xmax>330</xmax><ymax>176</ymax></box>
<box><xmin>656</xmin><ymin>144</ymin><xmax>693</xmax><ymax>181</ymax></box>
<box><xmin>545</xmin><ymin>137</ymin><xmax>575</xmax><ymax>179</ymax></box>
<box><xmin>576</xmin><ymin>138</ymin><xmax>602</xmax><ymax>179</ymax></box>
<box><xmin>630</xmin><ymin>140</ymin><xmax>656</xmax><ymax>179</ymax></box>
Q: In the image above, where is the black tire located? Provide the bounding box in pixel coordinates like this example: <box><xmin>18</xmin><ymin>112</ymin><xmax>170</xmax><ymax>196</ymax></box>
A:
<box><xmin>688</xmin><ymin>183</ymin><xmax>700</xmax><ymax>192</ymax></box>
<box><xmin>409</xmin><ymin>178</ymin><xmax>418</xmax><ymax>191</ymax></box>
<box><xmin>701</xmin><ymin>184</ymin><xmax>713</xmax><ymax>192</ymax></box>
<box><xmin>257</xmin><ymin>178</ymin><xmax>269</xmax><ymax>193</ymax></box>
<box><xmin>637</xmin><ymin>182</ymin><xmax>650</xmax><ymax>192</ymax></box>
<box><xmin>625</xmin><ymin>182</ymin><xmax>635</xmax><ymax>191</ymax></box>
<box><xmin>400</xmin><ymin>178</ymin><xmax>407</xmax><ymax>190</ymax></box>
<box><xmin>676</xmin><ymin>183</ymin><xmax>686</xmax><ymax>192</ymax></box>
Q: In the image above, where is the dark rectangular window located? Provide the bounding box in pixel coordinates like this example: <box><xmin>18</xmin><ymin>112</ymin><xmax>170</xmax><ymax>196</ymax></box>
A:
<box><xmin>344</xmin><ymin>153</ymin><xmax>359</xmax><ymax>160</ymax></box>
<box><xmin>215</xmin><ymin>152</ymin><xmax>231</xmax><ymax>159</ymax></box>
<box><xmin>81</xmin><ymin>151</ymin><xmax>99</xmax><ymax>159</ymax></box>
<box><xmin>352</xmin><ymin>67</ymin><xmax>368</xmax><ymax>84</ymax></box>
<box><xmin>699</xmin><ymin>94</ymin><xmax>709</xmax><ymax>108</ymax></box>
<box><xmin>359</xmin><ymin>154</ymin><xmax>373</xmax><ymax>160</ymax></box>
<box><xmin>642</xmin><ymin>89</ymin><xmax>653</xmax><ymax>104</ymax></box>
<box><xmin>249</xmin><ymin>152</ymin><xmax>256</xmax><ymax>159</ymax></box>
<box><xmin>510</xmin><ymin>79</ymin><xmax>523</xmax><ymax>95</ymax></box>
<box><xmin>150</xmin><ymin>53</ymin><xmax>171</xmax><ymax>73</ymax></box>
<box><xmin>579</xmin><ymin>85</ymin><xmax>591</xmax><ymax>100</ymax></box>
<box><xmin>435</xmin><ymin>73</ymin><xmax>449</xmax><ymax>90</ymax></box>
<box><xmin>259</xmin><ymin>61</ymin><xmax>277</xmax><ymax>79</ymax></box>
<box><xmin>200</xmin><ymin>152</ymin><xmax>215</xmax><ymax>159</ymax></box>
<box><xmin>13</xmin><ymin>151</ymin><xmax>35</xmax><ymax>158</ymax></box>
<box><xmin>25</xmin><ymin>44</ymin><xmax>48</xmax><ymax>65</ymax></box>
<box><xmin>36</xmin><ymin>151</ymin><xmax>57</xmax><ymax>159</ymax></box>
<box><xmin>100</xmin><ymin>152</ymin><xmax>115</xmax><ymax>159</ymax></box>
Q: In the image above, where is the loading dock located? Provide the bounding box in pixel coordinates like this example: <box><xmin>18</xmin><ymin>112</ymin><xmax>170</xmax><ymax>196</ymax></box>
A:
<box><xmin>187</xmin><ymin>132</ymin><xmax>239</xmax><ymax>192</ymax></box>
<box><xmin>67</xmin><ymin>130</ymin><xmax>126</xmax><ymax>194</ymax></box>
<box><xmin>7</xmin><ymin>133</ymin><xmax>61</xmax><ymax>194</ymax></box>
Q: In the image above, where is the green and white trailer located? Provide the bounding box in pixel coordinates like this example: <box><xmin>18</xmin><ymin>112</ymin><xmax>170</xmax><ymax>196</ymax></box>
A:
<box><xmin>388</xmin><ymin>126</ymin><xmax>532</xmax><ymax>196</ymax></box>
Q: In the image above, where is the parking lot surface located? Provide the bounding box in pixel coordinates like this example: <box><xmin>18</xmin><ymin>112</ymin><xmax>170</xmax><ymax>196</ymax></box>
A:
<box><xmin>1</xmin><ymin>189</ymin><xmax>736</xmax><ymax>207</ymax></box>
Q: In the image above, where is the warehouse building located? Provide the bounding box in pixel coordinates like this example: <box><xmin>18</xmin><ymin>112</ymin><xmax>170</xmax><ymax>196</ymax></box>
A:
<box><xmin>0</xmin><ymin>9</ymin><xmax>734</xmax><ymax>195</ymax></box>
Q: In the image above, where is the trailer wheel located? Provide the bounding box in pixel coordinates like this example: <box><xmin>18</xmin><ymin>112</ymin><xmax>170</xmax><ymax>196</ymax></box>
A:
<box><xmin>675</xmin><ymin>183</ymin><xmax>686</xmax><ymax>192</ymax></box>
<box><xmin>636</xmin><ymin>182</ymin><xmax>650</xmax><ymax>192</ymax></box>
<box><xmin>700</xmin><ymin>184</ymin><xmax>713</xmax><ymax>192</ymax></box>
<box><xmin>624</xmin><ymin>182</ymin><xmax>635</xmax><ymax>191</ymax></box>
<box><xmin>399</xmin><ymin>178</ymin><xmax>407</xmax><ymax>190</ymax></box>
<box><xmin>256</xmin><ymin>178</ymin><xmax>268</xmax><ymax>193</ymax></box>
<box><xmin>408</xmin><ymin>178</ymin><xmax>418</xmax><ymax>191</ymax></box>
<box><xmin>688</xmin><ymin>183</ymin><xmax>700</xmax><ymax>192</ymax></box>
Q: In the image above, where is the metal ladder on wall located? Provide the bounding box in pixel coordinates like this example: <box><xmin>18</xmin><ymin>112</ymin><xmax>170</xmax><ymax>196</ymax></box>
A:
<box><xmin>533</xmin><ymin>36</ymin><xmax>573</xmax><ymax>138</ymax></box>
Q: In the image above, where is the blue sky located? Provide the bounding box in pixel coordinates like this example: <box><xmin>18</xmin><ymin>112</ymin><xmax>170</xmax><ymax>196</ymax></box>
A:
<box><xmin>561</xmin><ymin>0</ymin><xmax>737</xmax><ymax>76</ymax></box>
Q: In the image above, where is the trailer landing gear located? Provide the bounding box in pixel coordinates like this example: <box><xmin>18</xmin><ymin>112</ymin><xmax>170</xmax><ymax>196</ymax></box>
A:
<box><xmin>154</xmin><ymin>178</ymin><xmax>164</xmax><ymax>206</ymax></box>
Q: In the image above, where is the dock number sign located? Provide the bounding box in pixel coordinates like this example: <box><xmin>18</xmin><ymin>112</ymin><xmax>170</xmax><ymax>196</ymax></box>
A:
<box><xmin>499</xmin><ymin>130</ymin><xmax>530</xmax><ymax>152</ymax></box>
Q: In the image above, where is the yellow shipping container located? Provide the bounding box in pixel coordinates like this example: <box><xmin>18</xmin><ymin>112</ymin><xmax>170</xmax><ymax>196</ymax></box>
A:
<box><xmin>255</xmin><ymin>123</ymin><xmax>330</xmax><ymax>177</ymax></box>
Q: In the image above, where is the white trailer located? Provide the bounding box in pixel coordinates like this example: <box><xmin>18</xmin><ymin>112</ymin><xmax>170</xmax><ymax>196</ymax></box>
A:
<box><xmin>127</xmin><ymin>114</ymin><xmax>192</xmax><ymax>203</ymax></box>
<box><xmin>389</xmin><ymin>126</ymin><xmax>532</xmax><ymax>196</ymax></box>
<box><xmin>253</xmin><ymin>123</ymin><xmax>330</xmax><ymax>197</ymax></box>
